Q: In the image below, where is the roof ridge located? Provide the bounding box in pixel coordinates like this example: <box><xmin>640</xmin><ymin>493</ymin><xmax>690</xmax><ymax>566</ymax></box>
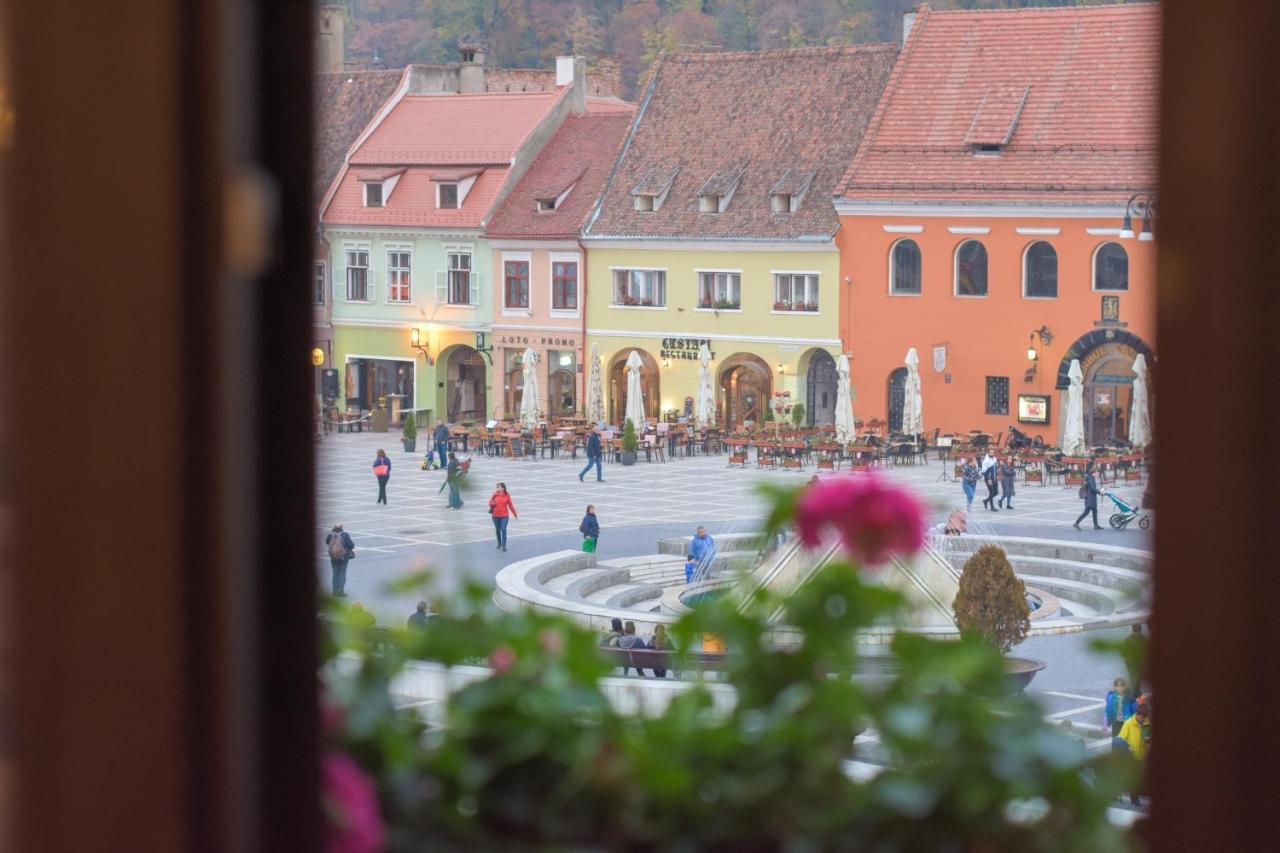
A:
<box><xmin>929</xmin><ymin>1</ymin><xmax>1158</xmax><ymax>14</ymax></box>
<box><xmin>665</xmin><ymin>42</ymin><xmax>898</xmax><ymax>62</ymax></box>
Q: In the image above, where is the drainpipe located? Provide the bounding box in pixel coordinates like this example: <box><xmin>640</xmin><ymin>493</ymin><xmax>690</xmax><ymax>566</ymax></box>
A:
<box><xmin>578</xmin><ymin>238</ymin><xmax>589</xmax><ymax>415</ymax></box>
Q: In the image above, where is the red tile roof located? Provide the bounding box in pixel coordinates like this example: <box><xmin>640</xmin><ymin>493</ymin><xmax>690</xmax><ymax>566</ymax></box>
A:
<box><xmin>587</xmin><ymin>45</ymin><xmax>898</xmax><ymax>240</ymax></box>
<box><xmin>322</xmin><ymin>166</ymin><xmax>508</xmax><ymax>228</ymax></box>
<box><xmin>313</xmin><ymin>69</ymin><xmax>405</xmax><ymax>203</ymax></box>
<box><xmin>487</xmin><ymin>111</ymin><xmax>635</xmax><ymax>239</ymax></box>
<box><xmin>841</xmin><ymin>3</ymin><xmax>1160</xmax><ymax>206</ymax></box>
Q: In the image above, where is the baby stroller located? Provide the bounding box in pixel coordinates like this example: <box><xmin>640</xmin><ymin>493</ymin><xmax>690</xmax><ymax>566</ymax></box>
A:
<box><xmin>1105</xmin><ymin>491</ymin><xmax>1150</xmax><ymax>530</ymax></box>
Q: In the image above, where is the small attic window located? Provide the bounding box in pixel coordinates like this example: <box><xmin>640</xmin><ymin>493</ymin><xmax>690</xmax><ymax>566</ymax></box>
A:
<box><xmin>772</xmin><ymin>193</ymin><xmax>799</xmax><ymax>214</ymax></box>
<box><xmin>699</xmin><ymin>194</ymin><xmax>720</xmax><ymax>214</ymax></box>
<box><xmin>974</xmin><ymin>143</ymin><xmax>1002</xmax><ymax>155</ymax></box>
<box><xmin>634</xmin><ymin>194</ymin><xmax>655</xmax><ymax>212</ymax></box>
<box><xmin>364</xmin><ymin>182</ymin><xmax>383</xmax><ymax>208</ymax></box>
<box><xmin>536</xmin><ymin>197</ymin><xmax>556</xmax><ymax>212</ymax></box>
<box><xmin>438</xmin><ymin>183</ymin><xmax>458</xmax><ymax>209</ymax></box>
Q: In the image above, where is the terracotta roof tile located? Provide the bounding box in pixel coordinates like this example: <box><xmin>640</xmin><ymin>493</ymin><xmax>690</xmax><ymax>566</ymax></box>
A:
<box><xmin>487</xmin><ymin>111</ymin><xmax>635</xmax><ymax>239</ymax></box>
<box><xmin>322</xmin><ymin>166</ymin><xmax>507</xmax><ymax>229</ymax></box>
<box><xmin>588</xmin><ymin>44</ymin><xmax>897</xmax><ymax>240</ymax></box>
<box><xmin>841</xmin><ymin>3</ymin><xmax>1159</xmax><ymax>205</ymax></box>
<box><xmin>313</xmin><ymin>69</ymin><xmax>404</xmax><ymax>203</ymax></box>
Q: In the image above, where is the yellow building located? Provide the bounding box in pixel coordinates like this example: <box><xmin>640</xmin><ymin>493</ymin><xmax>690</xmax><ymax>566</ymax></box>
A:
<box><xmin>581</xmin><ymin>45</ymin><xmax>897</xmax><ymax>427</ymax></box>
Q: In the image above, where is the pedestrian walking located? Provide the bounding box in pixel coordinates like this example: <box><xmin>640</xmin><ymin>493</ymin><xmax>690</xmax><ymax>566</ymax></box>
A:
<box><xmin>1104</xmin><ymin>677</ymin><xmax>1137</xmax><ymax>737</ymax></box>
<box><xmin>578</xmin><ymin>426</ymin><xmax>604</xmax><ymax>482</ymax></box>
<box><xmin>960</xmin><ymin>457</ymin><xmax>979</xmax><ymax>511</ymax></box>
<box><xmin>1073</xmin><ymin>462</ymin><xmax>1104</xmax><ymax>530</ymax></box>
<box><xmin>432</xmin><ymin>419</ymin><xmax>451</xmax><ymax>470</ymax></box>
<box><xmin>1112</xmin><ymin>703</ymin><xmax>1151</xmax><ymax>805</ymax></box>
<box><xmin>324</xmin><ymin>523</ymin><xmax>355</xmax><ymax>597</ymax></box>
<box><xmin>998</xmin><ymin>456</ymin><xmax>1017</xmax><ymax>509</ymax></box>
<box><xmin>488</xmin><ymin>482</ymin><xmax>518</xmax><ymax>551</ymax></box>
<box><xmin>579</xmin><ymin>504</ymin><xmax>600</xmax><ymax>553</ymax></box>
<box><xmin>444</xmin><ymin>451</ymin><xmax>464</xmax><ymax>509</ymax></box>
<box><xmin>980</xmin><ymin>451</ymin><xmax>999</xmax><ymax>511</ymax></box>
<box><xmin>372</xmin><ymin>448</ymin><xmax>391</xmax><ymax>505</ymax></box>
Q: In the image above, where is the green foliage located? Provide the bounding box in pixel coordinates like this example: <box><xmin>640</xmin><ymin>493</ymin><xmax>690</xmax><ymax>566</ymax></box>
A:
<box><xmin>326</xmin><ymin>485</ymin><xmax>1132</xmax><ymax>851</ymax></box>
<box><xmin>953</xmin><ymin>545</ymin><xmax>1032</xmax><ymax>653</ymax></box>
<box><xmin>401</xmin><ymin>411</ymin><xmax>417</xmax><ymax>439</ymax></box>
<box><xmin>621</xmin><ymin>417</ymin><xmax>639</xmax><ymax>454</ymax></box>
<box><xmin>791</xmin><ymin>402</ymin><xmax>806</xmax><ymax>427</ymax></box>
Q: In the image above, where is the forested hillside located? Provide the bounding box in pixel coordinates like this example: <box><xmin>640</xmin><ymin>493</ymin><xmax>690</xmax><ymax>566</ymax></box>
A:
<box><xmin>337</xmin><ymin>0</ymin><xmax>1133</xmax><ymax>97</ymax></box>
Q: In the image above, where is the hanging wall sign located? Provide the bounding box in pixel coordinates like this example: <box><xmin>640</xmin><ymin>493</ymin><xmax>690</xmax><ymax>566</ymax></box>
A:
<box><xmin>932</xmin><ymin>344</ymin><xmax>947</xmax><ymax>373</ymax></box>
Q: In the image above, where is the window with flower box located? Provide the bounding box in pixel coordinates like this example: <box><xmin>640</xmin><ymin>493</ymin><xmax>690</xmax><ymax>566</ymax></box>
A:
<box><xmin>611</xmin><ymin>268</ymin><xmax>666</xmax><ymax>307</ymax></box>
<box><xmin>697</xmin><ymin>271</ymin><xmax>740</xmax><ymax>310</ymax></box>
<box><xmin>773</xmin><ymin>273</ymin><xmax>819</xmax><ymax>312</ymax></box>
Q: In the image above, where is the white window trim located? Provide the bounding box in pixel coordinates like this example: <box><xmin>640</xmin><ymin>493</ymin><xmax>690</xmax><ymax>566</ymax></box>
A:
<box><xmin>694</xmin><ymin>267</ymin><xmax>743</xmax><ymax>311</ymax></box>
<box><xmin>952</xmin><ymin>239</ymin><xmax>989</xmax><ymax>299</ymax></box>
<box><xmin>362</xmin><ymin>183</ymin><xmax>384</xmax><ymax>208</ymax></box>
<box><xmin>1090</xmin><ymin>241</ymin><xmax>1130</xmax><ymax>293</ymax></box>
<box><xmin>343</xmin><ymin>242</ymin><xmax>373</xmax><ymax>303</ymax></box>
<box><xmin>440</xmin><ymin>244</ymin><xmax>477</xmax><ymax>308</ymax></box>
<box><xmin>948</xmin><ymin>225</ymin><xmax>990</xmax><ymax>235</ymax></box>
<box><xmin>608</xmin><ymin>265</ymin><xmax>668</xmax><ymax>309</ymax></box>
<box><xmin>771</xmin><ymin>270</ymin><xmax>821</xmax><ymax>313</ymax></box>
<box><xmin>1015</xmin><ymin>226</ymin><xmax>1061</xmax><ymax>236</ymax></box>
<box><xmin>1021</xmin><ymin>240</ymin><xmax>1059</xmax><ymax>300</ymax></box>
<box><xmin>548</xmin><ymin>252</ymin><xmax>581</xmax><ymax>317</ymax></box>
<box><xmin>500</xmin><ymin>251</ymin><xmax>532</xmax><ymax>314</ymax></box>
<box><xmin>887</xmin><ymin>238</ymin><xmax>922</xmax><ymax>297</ymax></box>
<box><xmin>883</xmin><ymin>224</ymin><xmax>924</xmax><ymax>233</ymax></box>
<box><xmin>385</xmin><ymin>244</ymin><xmax>413</xmax><ymax>304</ymax></box>
<box><xmin>314</xmin><ymin>260</ymin><xmax>327</xmax><ymax>306</ymax></box>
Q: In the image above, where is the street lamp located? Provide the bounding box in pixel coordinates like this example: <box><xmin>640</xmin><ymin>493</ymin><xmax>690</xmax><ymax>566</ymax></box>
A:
<box><xmin>1120</xmin><ymin>192</ymin><xmax>1157</xmax><ymax>241</ymax></box>
<box><xmin>409</xmin><ymin>327</ymin><xmax>433</xmax><ymax>364</ymax></box>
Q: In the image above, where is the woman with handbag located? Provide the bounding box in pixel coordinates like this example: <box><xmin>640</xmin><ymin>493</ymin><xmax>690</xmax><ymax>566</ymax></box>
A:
<box><xmin>488</xmin><ymin>482</ymin><xmax>517</xmax><ymax>551</ymax></box>
<box><xmin>580</xmin><ymin>505</ymin><xmax>600</xmax><ymax>553</ymax></box>
<box><xmin>372</xmin><ymin>448</ymin><xmax>391</xmax><ymax>505</ymax></box>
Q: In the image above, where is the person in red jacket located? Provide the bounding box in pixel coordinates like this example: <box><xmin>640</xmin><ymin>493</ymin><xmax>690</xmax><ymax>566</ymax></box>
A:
<box><xmin>488</xmin><ymin>482</ymin><xmax>518</xmax><ymax>552</ymax></box>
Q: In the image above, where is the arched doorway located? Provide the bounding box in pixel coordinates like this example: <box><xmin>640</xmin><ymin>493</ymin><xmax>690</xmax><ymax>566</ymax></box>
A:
<box><xmin>1056</xmin><ymin>329</ymin><xmax>1155</xmax><ymax>448</ymax></box>
<box><xmin>804</xmin><ymin>349</ymin><xmax>838</xmax><ymax>426</ymax></box>
<box><xmin>608</xmin><ymin>348</ymin><xmax>659</xmax><ymax>426</ymax></box>
<box><xmin>549</xmin><ymin>368</ymin><xmax>576</xmax><ymax>417</ymax></box>
<box><xmin>718</xmin><ymin>353</ymin><xmax>772</xmax><ymax>428</ymax></box>
<box><xmin>440</xmin><ymin>344</ymin><xmax>487</xmax><ymax>422</ymax></box>
<box><xmin>887</xmin><ymin>367</ymin><xmax>907</xmax><ymax>433</ymax></box>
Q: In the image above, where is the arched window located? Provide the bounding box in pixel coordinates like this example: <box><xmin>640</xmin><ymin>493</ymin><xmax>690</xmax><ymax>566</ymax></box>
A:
<box><xmin>1093</xmin><ymin>242</ymin><xmax>1129</xmax><ymax>291</ymax></box>
<box><xmin>954</xmin><ymin>239</ymin><xmax>988</xmax><ymax>296</ymax></box>
<box><xmin>1023</xmin><ymin>241</ymin><xmax>1058</xmax><ymax>298</ymax></box>
<box><xmin>890</xmin><ymin>238</ymin><xmax>921</xmax><ymax>295</ymax></box>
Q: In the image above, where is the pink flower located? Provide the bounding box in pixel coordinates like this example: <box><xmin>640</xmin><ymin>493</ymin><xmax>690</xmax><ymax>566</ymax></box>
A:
<box><xmin>323</xmin><ymin>752</ymin><xmax>385</xmax><ymax>853</ymax></box>
<box><xmin>489</xmin><ymin>644</ymin><xmax>517</xmax><ymax>674</ymax></box>
<box><xmin>793</xmin><ymin>473</ymin><xmax>925</xmax><ymax>565</ymax></box>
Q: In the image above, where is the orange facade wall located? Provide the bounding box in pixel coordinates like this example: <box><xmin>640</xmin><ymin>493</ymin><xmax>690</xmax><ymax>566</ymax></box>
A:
<box><xmin>836</xmin><ymin>215</ymin><xmax>1156</xmax><ymax>442</ymax></box>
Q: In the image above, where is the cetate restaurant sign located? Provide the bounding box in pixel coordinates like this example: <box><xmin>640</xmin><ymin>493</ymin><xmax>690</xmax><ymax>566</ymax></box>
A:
<box><xmin>659</xmin><ymin>337</ymin><xmax>716</xmax><ymax>361</ymax></box>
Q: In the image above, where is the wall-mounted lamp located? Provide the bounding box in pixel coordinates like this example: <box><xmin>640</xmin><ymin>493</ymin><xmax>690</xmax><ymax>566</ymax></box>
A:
<box><xmin>409</xmin><ymin>327</ymin><xmax>433</xmax><ymax>365</ymax></box>
<box><xmin>1120</xmin><ymin>192</ymin><xmax>1157</xmax><ymax>242</ymax></box>
<box><xmin>1027</xmin><ymin>335</ymin><xmax>1039</xmax><ymax>362</ymax></box>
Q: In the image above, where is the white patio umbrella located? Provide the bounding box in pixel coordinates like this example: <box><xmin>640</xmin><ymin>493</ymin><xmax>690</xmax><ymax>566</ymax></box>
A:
<box><xmin>695</xmin><ymin>343</ymin><xmax>716</xmax><ymax>427</ymax></box>
<box><xmin>1062</xmin><ymin>358</ymin><xmax>1087</xmax><ymax>455</ymax></box>
<box><xmin>834</xmin><ymin>354</ymin><xmax>856</xmax><ymax>444</ymax></box>
<box><xmin>902</xmin><ymin>347</ymin><xmax>923</xmax><ymax>436</ymax></box>
<box><xmin>519</xmin><ymin>347</ymin><xmax>541</xmax><ymax>429</ymax></box>
<box><xmin>585</xmin><ymin>342</ymin><xmax>604</xmax><ymax>424</ymax></box>
<box><xmin>624</xmin><ymin>349</ymin><xmax>646</xmax><ymax>430</ymax></box>
<box><xmin>1128</xmin><ymin>353</ymin><xmax>1152</xmax><ymax>449</ymax></box>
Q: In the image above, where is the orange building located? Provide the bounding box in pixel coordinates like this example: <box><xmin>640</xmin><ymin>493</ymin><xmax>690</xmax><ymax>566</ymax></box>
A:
<box><xmin>835</xmin><ymin>3</ymin><xmax>1159</xmax><ymax>446</ymax></box>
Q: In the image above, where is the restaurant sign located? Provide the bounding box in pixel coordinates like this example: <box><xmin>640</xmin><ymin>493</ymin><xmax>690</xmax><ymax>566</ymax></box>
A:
<box><xmin>660</xmin><ymin>337</ymin><xmax>715</xmax><ymax>361</ymax></box>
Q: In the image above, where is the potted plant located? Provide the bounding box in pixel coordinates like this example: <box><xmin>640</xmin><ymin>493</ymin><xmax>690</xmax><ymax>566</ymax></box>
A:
<box><xmin>773</xmin><ymin>300</ymin><xmax>785</xmax><ymax>311</ymax></box>
<box><xmin>791</xmin><ymin>402</ymin><xmax>806</xmax><ymax>428</ymax></box>
<box><xmin>401</xmin><ymin>411</ymin><xmax>417</xmax><ymax>453</ymax></box>
<box><xmin>953</xmin><ymin>545</ymin><xmax>1031</xmax><ymax>653</ymax></box>
<box><xmin>620</xmin><ymin>418</ymin><xmax>639</xmax><ymax>465</ymax></box>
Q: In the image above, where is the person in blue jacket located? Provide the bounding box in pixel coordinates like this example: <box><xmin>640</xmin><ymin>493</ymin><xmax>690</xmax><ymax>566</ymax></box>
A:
<box><xmin>432</xmin><ymin>419</ymin><xmax>451</xmax><ymax>470</ymax></box>
<box><xmin>579</xmin><ymin>505</ymin><xmax>600</xmax><ymax>552</ymax></box>
<box><xmin>1104</xmin><ymin>677</ymin><xmax>1137</xmax><ymax>737</ymax></box>
<box><xmin>689</xmin><ymin>526</ymin><xmax>716</xmax><ymax>579</ymax></box>
<box><xmin>372</xmin><ymin>449</ymin><xmax>391</xmax><ymax>505</ymax></box>
<box><xmin>578</xmin><ymin>426</ymin><xmax>604</xmax><ymax>482</ymax></box>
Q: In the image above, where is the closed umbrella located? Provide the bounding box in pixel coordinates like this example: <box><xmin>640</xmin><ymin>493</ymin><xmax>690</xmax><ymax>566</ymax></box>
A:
<box><xmin>585</xmin><ymin>342</ymin><xmax>604</xmax><ymax>425</ymax></box>
<box><xmin>624</xmin><ymin>350</ymin><xmax>646</xmax><ymax>430</ymax></box>
<box><xmin>695</xmin><ymin>343</ymin><xmax>716</xmax><ymax>427</ymax></box>
<box><xmin>1128</xmin><ymin>353</ymin><xmax>1152</xmax><ymax>449</ymax></box>
<box><xmin>519</xmin><ymin>347</ymin><xmax>540</xmax><ymax>430</ymax></box>
<box><xmin>834</xmin><ymin>354</ymin><xmax>855</xmax><ymax>444</ymax></box>
<box><xmin>902</xmin><ymin>348</ymin><xmax>923</xmax><ymax>436</ymax></box>
<box><xmin>1062</xmin><ymin>358</ymin><xmax>1087</xmax><ymax>455</ymax></box>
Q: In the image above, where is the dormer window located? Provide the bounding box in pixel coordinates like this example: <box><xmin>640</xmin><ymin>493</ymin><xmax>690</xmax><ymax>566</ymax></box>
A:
<box><xmin>634</xmin><ymin>194</ymin><xmax>655</xmax><ymax>212</ymax></box>
<box><xmin>973</xmin><ymin>143</ymin><xmax>1002</xmax><ymax>155</ymax></box>
<box><xmin>537</xmin><ymin>197</ymin><xmax>556</xmax><ymax>212</ymax></box>
<box><xmin>630</xmin><ymin>166</ymin><xmax>679</xmax><ymax>213</ymax></box>
<box><xmin>769</xmin><ymin>168</ymin><xmax>814</xmax><ymax>215</ymax></box>
<box><xmin>699</xmin><ymin>195</ymin><xmax>720</xmax><ymax>213</ymax></box>
<box><xmin>438</xmin><ymin>183</ymin><xmax>458</xmax><ymax>209</ymax></box>
<box><xmin>533</xmin><ymin>177</ymin><xmax>577</xmax><ymax>213</ymax></box>
<box><xmin>696</xmin><ymin>165</ymin><xmax>743</xmax><ymax>215</ymax></box>
<box><xmin>357</xmin><ymin>167</ymin><xmax>404</xmax><ymax>208</ymax></box>
<box><xmin>964</xmin><ymin>84</ymin><xmax>1030</xmax><ymax>156</ymax></box>
<box><xmin>364</xmin><ymin>182</ymin><xmax>383</xmax><ymax>207</ymax></box>
<box><xmin>771</xmin><ymin>193</ymin><xmax>794</xmax><ymax>214</ymax></box>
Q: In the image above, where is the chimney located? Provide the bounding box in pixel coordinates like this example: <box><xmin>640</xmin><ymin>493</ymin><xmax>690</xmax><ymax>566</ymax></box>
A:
<box><xmin>317</xmin><ymin>5</ymin><xmax>346</xmax><ymax>73</ymax></box>
<box><xmin>458</xmin><ymin>38</ymin><xmax>486</xmax><ymax>94</ymax></box>
<box><xmin>557</xmin><ymin>56</ymin><xmax>587</xmax><ymax>113</ymax></box>
<box><xmin>555</xmin><ymin>56</ymin><xmax>575</xmax><ymax>87</ymax></box>
<box><xmin>902</xmin><ymin>10</ymin><xmax>918</xmax><ymax>47</ymax></box>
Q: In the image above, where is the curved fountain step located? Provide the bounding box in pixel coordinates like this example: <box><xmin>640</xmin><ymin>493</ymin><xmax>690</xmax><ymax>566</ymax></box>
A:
<box><xmin>1016</xmin><ymin>573</ymin><xmax>1134</xmax><ymax>617</ymax></box>
<box><xmin>957</xmin><ymin>535</ymin><xmax>1152</xmax><ymax>574</ymax></box>
<box><xmin>602</xmin><ymin>583</ymin><xmax>664</xmax><ymax>609</ymax></box>
<box><xmin>541</xmin><ymin>566</ymin><xmax>607</xmax><ymax>595</ymax></box>
<box><xmin>1007</xmin><ymin>555</ymin><xmax>1148</xmax><ymax>597</ymax></box>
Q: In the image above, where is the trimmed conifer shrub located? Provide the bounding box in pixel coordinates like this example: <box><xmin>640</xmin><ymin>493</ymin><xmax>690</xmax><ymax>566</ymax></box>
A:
<box><xmin>953</xmin><ymin>544</ymin><xmax>1031</xmax><ymax>653</ymax></box>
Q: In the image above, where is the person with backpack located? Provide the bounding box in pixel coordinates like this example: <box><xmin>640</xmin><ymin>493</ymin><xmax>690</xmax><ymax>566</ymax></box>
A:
<box><xmin>488</xmin><ymin>482</ymin><xmax>517</xmax><ymax>551</ymax></box>
<box><xmin>578</xmin><ymin>426</ymin><xmax>604</xmax><ymax>482</ymax></box>
<box><xmin>579</xmin><ymin>505</ymin><xmax>600</xmax><ymax>553</ymax></box>
<box><xmin>372</xmin><ymin>449</ymin><xmax>391</xmax><ymax>505</ymax></box>
<box><xmin>1074</xmin><ymin>462</ymin><xmax>1104</xmax><ymax>530</ymax></box>
<box><xmin>324</xmin><ymin>523</ymin><xmax>355</xmax><ymax>597</ymax></box>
